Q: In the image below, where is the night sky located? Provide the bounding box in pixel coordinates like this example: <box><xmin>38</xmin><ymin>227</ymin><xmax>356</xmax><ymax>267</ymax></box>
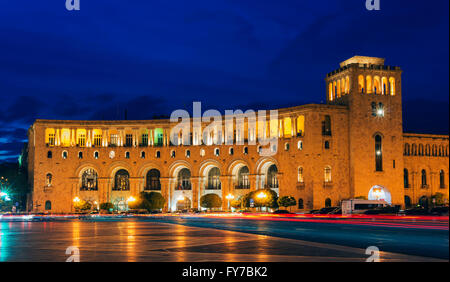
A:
<box><xmin>0</xmin><ymin>0</ymin><xmax>448</xmax><ymax>162</ymax></box>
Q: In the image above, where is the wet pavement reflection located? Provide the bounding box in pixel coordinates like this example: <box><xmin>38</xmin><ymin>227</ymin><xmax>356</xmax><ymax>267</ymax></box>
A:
<box><xmin>0</xmin><ymin>218</ymin><xmax>444</xmax><ymax>262</ymax></box>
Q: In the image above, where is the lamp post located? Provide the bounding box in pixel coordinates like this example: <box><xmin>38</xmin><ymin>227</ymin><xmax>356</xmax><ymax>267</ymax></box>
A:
<box><xmin>126</xmin><ymin>196</ymin><xmax>136</xmax><ymax>211</ymax></box>
<box><xmin>225</xmin><ymin>194</ymin><xmax>234</xmax><ymax>212</ymax></box>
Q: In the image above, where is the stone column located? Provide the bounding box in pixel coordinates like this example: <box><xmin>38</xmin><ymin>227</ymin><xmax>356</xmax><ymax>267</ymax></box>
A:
<box><xmin>191</xmin><ymin>177</ymin><xmax>200</xmax><ymax>209</ymax></box>
<box><xmin>220</xmin><ymin>176</ymin><xmax>230</xmax><ymax>210</ymax></box>
<box><xmin>160</xmin><ymin>177</ymin><xmax>170</xmax><ymax>212</ymax></box>
<box><xmin>250</xmin><ymin>174</ymin><xmax>257</xmax><ymax>192</ymax></box>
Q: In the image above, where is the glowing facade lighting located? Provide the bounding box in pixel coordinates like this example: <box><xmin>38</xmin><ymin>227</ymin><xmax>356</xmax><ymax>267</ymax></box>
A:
<box><xmin>73</xmin><ymin>196</ymin><xmax>80</xmax><ymax>203</ymax></box>
<box><xmin>257</xmin><ymin>192</ymin><xmax>267</xmax><ymax>199</ymax></box>
<box><xmin>226</xmin><ymin>194</ymin><xmax>234</xmax><ymax>200</ymax></box>
<box><xmin>126</xmin><ymin>196</ymin><xmax>136</xmax><ymax>203</ymax></box>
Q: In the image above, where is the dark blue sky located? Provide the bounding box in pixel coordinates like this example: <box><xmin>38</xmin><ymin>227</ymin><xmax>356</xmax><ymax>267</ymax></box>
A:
<box><xmin>0</xmin><ymin>0</ymin><xmax>448</xmax><ymax>162</ymax></box>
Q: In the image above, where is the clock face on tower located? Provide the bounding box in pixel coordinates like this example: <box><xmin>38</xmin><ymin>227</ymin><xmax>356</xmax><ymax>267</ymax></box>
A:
<box><xmin>109</xmin><ymin>151</ymin><xmax>115</xmax><ymax>159</ymax></box>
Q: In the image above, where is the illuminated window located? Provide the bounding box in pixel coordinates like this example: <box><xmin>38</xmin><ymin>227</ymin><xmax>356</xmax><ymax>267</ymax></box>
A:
<box><xmin>46</xmin><ymin>173</ymin><xmax>52</xmax><ymax>186</ymax></box>
<box><xmin>94</xmin><ymin>151</ymin><xmax>99</xmax><ymax>159</ymax></box>
<box><xmin>81</xmin><ymin>169</ymin><xmax>98</xmax><ymax>191</ymax></box>
<box><xmin>48</xmin><ymin>133</ymin><xmax>55</xmax><ymax>146</ymax></box>
<box><xmin>141</xmin><ymin>133</ymin><xmax>148</xmax><ymax>146</ymax></box>
<box><xmin>200</xmin><ymin>149</ymin><xmax>205</xmax><ymax>157</ymax></box>
<box><xmin>61</xmin><ymin>129</ymin><xmax>70</xmax><ymax>147</ymax></box>
<box><xmin>110</xmin><ymin>134</ymin><xmax>119</xmax><ymax>146</ymax></box>
<box><xmin>146</xmin><ymin>169</ymin><xmax>161</xmax><ymax>190</ymax></box>
<box><xmin>324</xmin><ymin>166</ymin><xmax>332</xmax><ymax>183</ymax></box>
<box><xmin>114</xmin><ymin>169</ymin><xmax>130</xmax><ymax>191</ymax></box>
<box><xmin>214</xmin><ymin>148</ymin><xmax>220</xmax><ymax>156</ymax></box>
<box><xmin>140</xmin><ymin>151</ymin><xmax>145</xmax><ymax>159</ymax></box>
<box><xmin>298</xmin><ymin>167</ymin><xmax>304</xmax><ymax>183</ymax></box>
<box><xmin>375</xmin><ymin>135</ymin><xmax>382</xmax><ymax>171</ymax></box>
<box><xmin>176</xmin><ymin>168</ymin><xmax>191</xmax><ymax>190</ymax></box>
<box><xmin>62</xmin><ymin>151</ymin><xmax>68</xmax><ymax>159</ymax></box>
<box><xmin>207</xmin><ymin>167</ymin><xmax>221</xmax><ymax>190</ymax></box>
<box><xmin>77</xmin><ymin>133</ymin><xmax>86</xmax><ymax>147</ymax></box>
<box><xmin>389</xmin><ymin>77</ymin><xmax>396</xmax><ymax>95</ymax></box>
<box><xmin>237</xmin><ymin>166</ymin><xmax>250</xmax><ymax>189</ymax></box>
<box><xmin>186</xmin><ymin>150</ymin><xmax>190</xmax><ymax>158</ymax></box>
<box><xmin>296</xmin><ymin>115</ymin><xmax>305</xmax><ymax>137</ymax></box>
<box><xmin>267</xmin><ymin>165</ymin><xmax>278</xmax><ymax>188</ymax></box>
<box><xmin>358</xmin><ymin>75</ymin><xmax>365</xmax><ymax>93</ymax></box>
<box><xmin>94</xmin><ymin>134</ymin><xmax>102</xmax><ymax>147</ymax></box>
<box><xmin>283</xmin><ymin>118</ymin><xmax>292</xmax><ymax>137</ymax></box>
<box><xmin>243</xmin><ymin>147</ymin><xmax>248</xmax><ymax>155</ymax></box>
<box><xmin>229</xmin><ymin>148</ymin><xmax>234</xmax><ymax>155</ymax></box>
<box><xmin>297</xmin><ymin>141</ymin><xmax>303</xmax><ymax>150</ymax></box>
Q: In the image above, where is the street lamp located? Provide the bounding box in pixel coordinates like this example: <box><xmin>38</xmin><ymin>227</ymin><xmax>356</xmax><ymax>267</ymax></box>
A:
<box><xmin>226</xmin><ymin>193</ymin><xmax>234</xmax><ymax>212</ymax></box>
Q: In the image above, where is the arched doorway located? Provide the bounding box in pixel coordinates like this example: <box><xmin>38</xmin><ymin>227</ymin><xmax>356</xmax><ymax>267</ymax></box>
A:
<box><xmin>419</xmin><ymin>196</ymin><xmax>429</xmax><ymax>209</ymax></box>
<box><xmin>176</xmin><ymin>196</ymin><xmax>191</xmax><ymax>211</ymax></box>
<box><xmin>404</xmin><ymin>196</ymin><xmax>411</xmax><ymax>208</ymax></box>
<box><xmin>368</xmin><ymin>185</ymin><xmax>392</xmax><ymax>205</ymax></box>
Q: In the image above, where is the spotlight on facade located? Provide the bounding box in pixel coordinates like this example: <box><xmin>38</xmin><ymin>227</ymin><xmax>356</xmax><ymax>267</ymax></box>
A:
<box><xmin>257</xmin><ymin>192</ymin><xmax>267</xmax><ymax>199</ymax></box>
<box><xmin>73</xmin><ymin>196</ymin><xmax>80</xmax><ymax>203</ymax></box>
<box><xmin>225</xmin><ymin>194</ymin><xmax>234</xmax><ymax>200</ymax></box>
<box><xmin>126</xmin><ymin>196</ymin><xmax>136</xmax><ymax>203</ymax></box>
<box><xmin>377</xmin><ymin>108</ymin><xmax>384</xmax><ymax>116</ymax></box>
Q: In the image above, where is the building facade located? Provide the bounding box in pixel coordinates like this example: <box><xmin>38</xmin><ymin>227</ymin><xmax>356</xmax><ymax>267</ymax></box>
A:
<box><xmin>27</xmin><ymin>56</ymin><xmax>449</xmax><ymax>213</ymax></box>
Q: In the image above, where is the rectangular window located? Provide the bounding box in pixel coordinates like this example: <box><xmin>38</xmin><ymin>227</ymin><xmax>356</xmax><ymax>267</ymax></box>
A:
<box><xmin>94</xmin><ymin>134</ymin><xmax>102</xmax><ymax>147</ymax></box>
<box><xmin>141</xmin><ymin>133</ymin><xmax>148</xmax><ymax>146</ymax></box>
<box><xmin>48</xmin><ymin>133</ymin><xmax>55</xmax><ymax>146</ymax></box>
<box><xmin>125</xmin><ymin>134</ymin><xmax>133</xmax><ymax>147</ymax></box>
<box><xmin>110</xmin><ymin>134</ymin><xmax>118</xmax><ymax>146</ymax></box>
<box><xmin>78</xmin><ymin>134</ymin><xmax>86</xmax><ymax>147</ymax></box>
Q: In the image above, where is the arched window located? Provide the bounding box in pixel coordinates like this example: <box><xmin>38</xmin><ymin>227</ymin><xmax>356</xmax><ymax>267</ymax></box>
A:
<box><xmin>324</xmin><ymin>166</ymin><xmax>332</xmax><ymax>183</ymax></box>
<box><xmin>200</xmin><ymin>149</ymin><xmax>205</xmax><ymax>157</ymax></box>
<box><xmin>403</xmin><ymin>169</ymin><xmax>409</xmax><ymax>188</ymax></box>
<box><xmin>373</xmin><ymin>76</ymin><xmax>381</xmax><ymax>94</ymax></box>
<box><xmin>229</xmin><ymin>148</ymin><xmax>234</xmax><ymax>155</ymax></box>
<box><xmin>114</xmin><ymin>169</ymin><xmax>130</xmax><ymax>191</ymax></box>
<box><xmin>358</xmin><ymin>75</ymin><xmax>365</xmax><ymax>93</ymax></box>
<box><xmin>62</xmin><ymin>151</ymin><xmax>68</xmax><ymax>159</ymax></box>
<box><xmin>324</xmin><ymin>140</ymin><xmax>330</xmax><ymax>149</ymax></box>
<box><xmin>389</xmin><ymin>77</ymin><xmax>396</xmax><ymax>95</ymax></box>
<box><xmin>46</xmin><ymin>173</ymin><xmax>52</xmax><ymax>186</ymax></box>
<box><xmin>297</xmin><ymin>140</ymin><xmax>303</xmax><ymax>150</ymax></box>
<box><xmin>298</xmin><ymin>198</ymin><xmax>304</xmax><ymax>209</ymax></box>
<box><xmin>439</xmin><ymin>170</ymin><xmax>445</xmax><ymax>188</ymax></box>
<box><xmin>47</xmin><ymin>151</ymin><xmax>52</xmax><ymax>158</ymax></box>
<box><xmin>207</xmin><ymin>167</ymin><xmax>221</xmax><ymax>190</ymax></box>
<box><xmin>366</xmin><ymin>76</ymin><xmax>373</xmax><ymax>94</ymax></box>
<box><xmin>78</xmin><ymin>151</ymin><xmax>83</xmax><ymax>159</ymax></box>
<box><xmin>237</xmin><ymin>166</ymin><xmax>250</xmax><ymax>189</ymax></box>
<box><xmin>329</xmin><ymin>82</ymin><xmax>333</xmax><ymax>100</ymax></box>
<box><xmin>81</xmin><ymin>169</ymin><xmax>98</xmax><ymax>191</ymax></box>
<box><xmin>243</xmin><ymin>147</ymin><xmax>248</xmax><ymax>154</ymax></box>
<box><xmin>141</xmin><ymin>151</ymin><xmax>145</xmax><ymax>159</ymax></box>
<box><xmin>125</xmin><ymin>151</ymin><xmax>130</xmax><ymax>159</ymax></box>
<box><xmin>298</xmin><ymin>167</ymin><xmax>304</xmax><ymax>183</ymax></box>
<box><xmin>171</xmin><ymin>150</ymin><xmax>176</xmax><ymax>158</ymax></box>
<box><xmin>404</xmin><ymin>196</ymin><xmax>411</xmax><ymax>208</ymax></box>
<box><xmin>156</xmin><ymin>151</ymin><xmax>161</xmax><ymax>158</ymax></box>
<box><xmin>186</xmin><ymin>150</ymin><xmax>191</xmax><ymax>158</ymax></box>
<box><xmin>325</xmin><ymin>198</ymin><xmax>332</xmax><ymax>208</ymax></box>
<box><xmin>421</xmin><ymin>169</ymin><xmax>427</xmax><ymax>188</ymax></box>
<box><xmin>146</xmin><ymin>169</ymin><xmax>161</xmax><ymax>190</ymax></box>
<box><xmin>375</xmin><ymin>135</ymin><xmax>382</xmax><ymax>171</ymax></box>
<box><xmin>267</xmin><ymin>165</ymin><xmax>278</xmax><ymax>188</ymax></box>
<box><xmin>94</xmin><ymin>151</ymin><xmax>99</xmax><ymax>159</ymax></box>
<box><xmin>214</xmin><ymin>148</ymin><xmax>220</xmax><ymax>156</ymax></box>
<box><xmin>285</xmin><ymin>143</ymin><xmax>290</xmax><ymax>151</ymax></box>
<box><xmin>45</xmin><ymin>200</ymin><xmax>52</xmax><ymax>211</ymax></box>
<box><xmin>177</xmin><ymin>168</ymin><xmax>191</xmax><ymax>190</ymax></box>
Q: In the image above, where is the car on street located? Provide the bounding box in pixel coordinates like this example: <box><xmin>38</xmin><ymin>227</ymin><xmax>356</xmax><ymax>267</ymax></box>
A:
<box><xmin>272</xmin><ymin>209</ymin><xmax>291</xmax><ymax>214</ymax></box>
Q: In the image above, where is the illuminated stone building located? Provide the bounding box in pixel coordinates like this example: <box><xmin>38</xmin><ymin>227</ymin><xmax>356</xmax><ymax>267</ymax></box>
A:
<box><xmin>27</xmin><ymin>56</ymin><xmax>449</xmax><ymax>213</ymax></box>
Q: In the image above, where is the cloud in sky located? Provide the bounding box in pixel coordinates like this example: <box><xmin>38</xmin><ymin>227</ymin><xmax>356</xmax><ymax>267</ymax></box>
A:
<box><xmin>0</xmin><ymin>0</ymin><xmax>448</xmax><ymax>161</ymax></box>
